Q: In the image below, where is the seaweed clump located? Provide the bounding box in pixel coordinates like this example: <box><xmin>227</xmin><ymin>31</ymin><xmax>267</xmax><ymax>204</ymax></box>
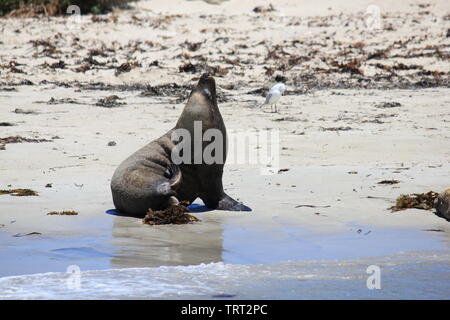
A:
<box><xmin>95</xmin><ymin>95</ymin><xmax>124</xmax><ymax>108</ymax></box>
<box><xmin>143</xmin><ymin>201</ymin><xmax>200</xmax><ymax>225</ymax></box>
<box><xmin>389</xmin><ymin>191</ymin><xmax>439</xmax><ymax>212</ymax></box>
<box><xmin>0</xmin><ymin>188</ymin><xmax>39</xmax><ymax>196</ymax></box>
<box><xmin>0</xmin><ymin>135</ymin><xmax>51</xmax><ymax>151</ymax></box>
<box><xmin>378</xmin><ymin>179</ymin><xmax>400</xmax><ymax>185</ymax></box>
<box><xmin>47</xmin><ymin>211</ymin><xmax>78</xmax><ymax>215</ymax></box>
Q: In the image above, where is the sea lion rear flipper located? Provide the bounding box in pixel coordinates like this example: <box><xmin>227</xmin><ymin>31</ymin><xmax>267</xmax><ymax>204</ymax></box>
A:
<box><xmin>164</xmin><ymin>163</ymin><xmax>182</xmax><ymax>188</ymax></box>
<box><xmin>216</xmin><ymin>193</ymin><xmax>252</xmax><ymax>212</ymax></box>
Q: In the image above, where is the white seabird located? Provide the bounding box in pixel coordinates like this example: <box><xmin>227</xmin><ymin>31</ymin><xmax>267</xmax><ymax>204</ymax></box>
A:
<box><xmin>262</xmin><ymin>83</ymin><xmax>286</xmax><ymax>113</ymax></box>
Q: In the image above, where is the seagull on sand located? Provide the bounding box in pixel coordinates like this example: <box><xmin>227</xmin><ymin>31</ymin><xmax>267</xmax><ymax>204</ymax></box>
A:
<box><xmin>261</xmin><ymin>83</ymin><xmax>286</xmax><ymax>113</ymax></box>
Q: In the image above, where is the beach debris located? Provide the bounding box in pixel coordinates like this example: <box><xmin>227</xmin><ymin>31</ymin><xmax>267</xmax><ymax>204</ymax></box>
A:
<box><xmin>320</xmin><ymin>126</ymin><xmax>353</xmax><ymax>131</ymax></box>
<box><xmin>50</xmin><ymin>60</ymin><xmax>65</xmax><ymax>69</ymax></box>
<box><xmin>1</xmin><ymin>60</ymin><xmax>24</xmax><ymax>73</ymax></box>
<box><xmin>12</xmin><ymin>232</ymin><xmax>42</xmax><ymax>237</ymax></box>
<box><xmin>45</xmin><ymin>183</ymin><xmax>52</xmax><ymax>188</ymax></box>
<box><xmin>0</xmin><ymin>188</ymin><xmax>38</xmax><ymax>196</ymax></box>
<box><xmin>376</xmin><ymin>102</ymin><xmax>402</xmax><ymax>108</ymax></box>
<box><xmin>367</xmin><ymin>195</ymin><xmax>390</xmax><ymax>200</ymax></box>
<box><xmin>329</xmin><ymin>58</ymin><xmax>362</xmax><ymax>75</ymax></box>
<box><xmin>295</xmin><ymin>204</ymin><xmax>331</xmax><ymax>208</ymax></box>
<box><xmin>181</xmin><ymin>40</ymin><xmax>202</xmax><ymax>52</ymax></box>
<box><xmin>13</xmin><ymin>108</ymin><xmax>39</xmax><ymax>114</ymax></box>
<box><xmin>0</xmin><ymin>135</ymin><xmax>51</xmax><ymax>150</ymax></box>
<box><xmin>46</xmin><ymin>97</ymin><xmax>81</xmax><ymax>105</ymax></box>
<box><xmin>107</xmin><ymin>141</ymin><xmax>117</xmax><ymax>146</ymax></box>
<box><xmin>348</xmin><ymin>171</ymin><xmax>358</xmax><ymax>174</ymax></box>
<box><xmin>277</xmin><ymin>168</ymin><xmax>289</xmax><ymax>173</ymax></box>
<box><xmin>0</xmin><ymin>136</ymin><xmax>50</xmax><ymax>144</ymax></box>
<box><xmin>313</xmin><ymin>212</ymin><xmax>328</xmax><ymax>217</ymax></box>
<box><xmin>357</xmin><ymin>229</ymin><xmax>371</xmax><ymax>235</ymax></box>
<box><xmin>179</xmin><ymin>62</ymin><xmax>198</xmax><ymax>73</ymax></box>
<box><xmin>272</xmin><ymin>117</ymin><xmax>298</xmax><ymax>122</ymax></box>
<box><xmin>0</xmin><ymin>122</ymin><xmax>15</xmax><ymax>126</ymax></box>
<box><xmin>389</xmin><ymin>191</ymin><xmax>439</xmax><ymax>212</ymax></box>
<box><xmin>95</xmin><ymin>95</ymin><xmax>124</xmax><ymax>108</ymax></box>
<box><xmin>0</xmin><ymin>87</ymin><xmax>17</xmax><ymax>92</ymax></box>
<box><xmin>247</xmin><ymin>87</ymin><xmax>266</xmax><ymax>97</ymax></box>
<box><xmin>178</xmin><ymin>63</ymin><xmax>230</xmax><ymax>77</ymax></box>
<box><xmin>47</xmin><ymin>211</ymin><xmax>78</xmax><ymax>215</ymax></box>
<box><xmin>378</xmin><ymin>179</ymin><xmax>400</xmax><ymax>185</ymax></box>
<box><xmin>139</xmin><ymin>83</ymin><xmax>188</xmax><ymax>97</ymax></box>
<box><xmin>423</xmin><ymin>229</ymin><xmax>444</xmax><ymax>232</ymax></box>
<box><xmin>75</xmin><ymin>64</ymin><xmax>91</xmax><ymax>73</ymax></box>
<box><xmin>1</xmin><ymin>8</ymin><xmax>449</xmax><ymax>92</ymax></box>
<box><xmin>29</xmin><ymin>39</ymin><xmax>59</xmax><ymax>56</ymax></box>
<box><xmin>435</xmin><ymin>188</ymin><xmax>450</xmax><ymax>220</ymax></box>
<box><xmin>143</xmin><ymin>201</ymin><xmax>200</xmax><ymax>225</ymax></box>
<box><xmin>253</xmin><ymin>4</ymin><xmax>275</xmax><ymax>13</ymax></box>
<box><xmin>115</xmin><ymin>61</ymin><xmax>141</xmax><ymax>76</ymax></box>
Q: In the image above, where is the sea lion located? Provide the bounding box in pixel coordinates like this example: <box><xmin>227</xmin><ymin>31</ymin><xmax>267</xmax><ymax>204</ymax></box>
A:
<box><xmin>435</xmin><ymin>188</ymin><xmax>450</xmax><ymax>220</ymax></box>
<box><xmin>111</xmin><ymin>73</ymin><xmax>251</xmax><ymax>217</ymax></box>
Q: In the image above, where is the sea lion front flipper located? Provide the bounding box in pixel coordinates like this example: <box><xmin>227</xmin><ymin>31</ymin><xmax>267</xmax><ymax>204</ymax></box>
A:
<box><xmin>164</xmin><ymin>163</ymin><xmax>182</xmax><ymax>189</ymax></box>
<box><xmin>216</xmin><ymin>193</ymin><xmax>252</xmax><ymax>212</ymax></box>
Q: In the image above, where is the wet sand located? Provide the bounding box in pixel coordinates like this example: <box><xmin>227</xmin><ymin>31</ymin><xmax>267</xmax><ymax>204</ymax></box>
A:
<box><xmin>0</xmin><ymin>0</ymin><xmax>449</xmax><ymax>299</ymax></box>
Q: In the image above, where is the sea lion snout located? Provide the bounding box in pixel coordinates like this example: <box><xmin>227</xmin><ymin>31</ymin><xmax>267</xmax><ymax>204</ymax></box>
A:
<box><xmin>196</xmin><ymin>73</ymin><xmax>217</xmax><ymax>101</ymax></box>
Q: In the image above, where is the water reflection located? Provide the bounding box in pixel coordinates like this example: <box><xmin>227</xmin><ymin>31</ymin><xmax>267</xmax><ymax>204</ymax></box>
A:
<box><xmin>109</xmin><ymin>204</ymin><xmax>224</xmax><ymax>269</ymax></box>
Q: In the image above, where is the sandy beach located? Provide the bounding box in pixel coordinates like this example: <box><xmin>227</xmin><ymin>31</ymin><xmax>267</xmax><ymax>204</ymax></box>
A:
<box><xmin>0</xmin><ymin>0</ymin><xmax>449</xmax><ymax>299</ymax></box>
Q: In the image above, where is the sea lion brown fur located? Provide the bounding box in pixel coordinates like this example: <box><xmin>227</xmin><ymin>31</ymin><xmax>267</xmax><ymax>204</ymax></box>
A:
<box><xmin>435</xmin><ymin>188</ymin><xmax>450</xmax><ymax>221</ymax></box>
<box><xmin>111</xmin><ymin>73</ymin><xmax>250</xmax><ymax>217</ymax></box>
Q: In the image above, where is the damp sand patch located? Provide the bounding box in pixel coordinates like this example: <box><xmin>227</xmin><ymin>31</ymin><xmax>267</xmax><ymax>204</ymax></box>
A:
<box><xmin>143</xmin><ymin>201</ymin><xmax>200</xmax><ymax>225</ymax></box>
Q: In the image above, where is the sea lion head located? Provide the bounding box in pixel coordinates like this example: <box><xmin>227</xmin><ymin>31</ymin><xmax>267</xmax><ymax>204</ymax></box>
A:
<box><xmin>175</xmin><ymin>73</ymin><xmax>223</xmax><ymax>131</ymax></box>
<box><xmin>190</xmin><ymin>73</ymin><xmax>217</xmax><ymax>106</ymax></box>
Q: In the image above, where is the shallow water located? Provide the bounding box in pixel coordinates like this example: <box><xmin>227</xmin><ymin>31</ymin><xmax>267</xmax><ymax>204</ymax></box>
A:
<box><xmin>0</xmin><ymin>207</ymin><xmax>449</xmax><ymax>299</ymax></box>
<box><xmin>0</xmin><ymin>251</ymin><xmax>449</xmax><ymax>299</ymax></box>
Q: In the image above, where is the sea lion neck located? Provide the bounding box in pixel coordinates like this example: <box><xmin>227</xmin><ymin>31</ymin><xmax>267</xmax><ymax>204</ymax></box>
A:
<box><xmin>175</xmin><ymin>74</ymin><xmax>221</xmax><ymax>129</ymax></box>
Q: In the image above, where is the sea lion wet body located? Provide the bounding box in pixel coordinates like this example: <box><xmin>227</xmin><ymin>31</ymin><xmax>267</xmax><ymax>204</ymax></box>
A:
<box><xmin>111</xmin><ymin>74</ymin><xmax>250</xmax><ymax>217</ymax></box>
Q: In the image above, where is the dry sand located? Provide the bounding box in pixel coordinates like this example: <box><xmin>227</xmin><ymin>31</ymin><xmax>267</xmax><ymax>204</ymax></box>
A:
<box><xmin>0</xmin><ymin>0</ymin><xmax>449</xmax><ymax>284</ymax></box>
